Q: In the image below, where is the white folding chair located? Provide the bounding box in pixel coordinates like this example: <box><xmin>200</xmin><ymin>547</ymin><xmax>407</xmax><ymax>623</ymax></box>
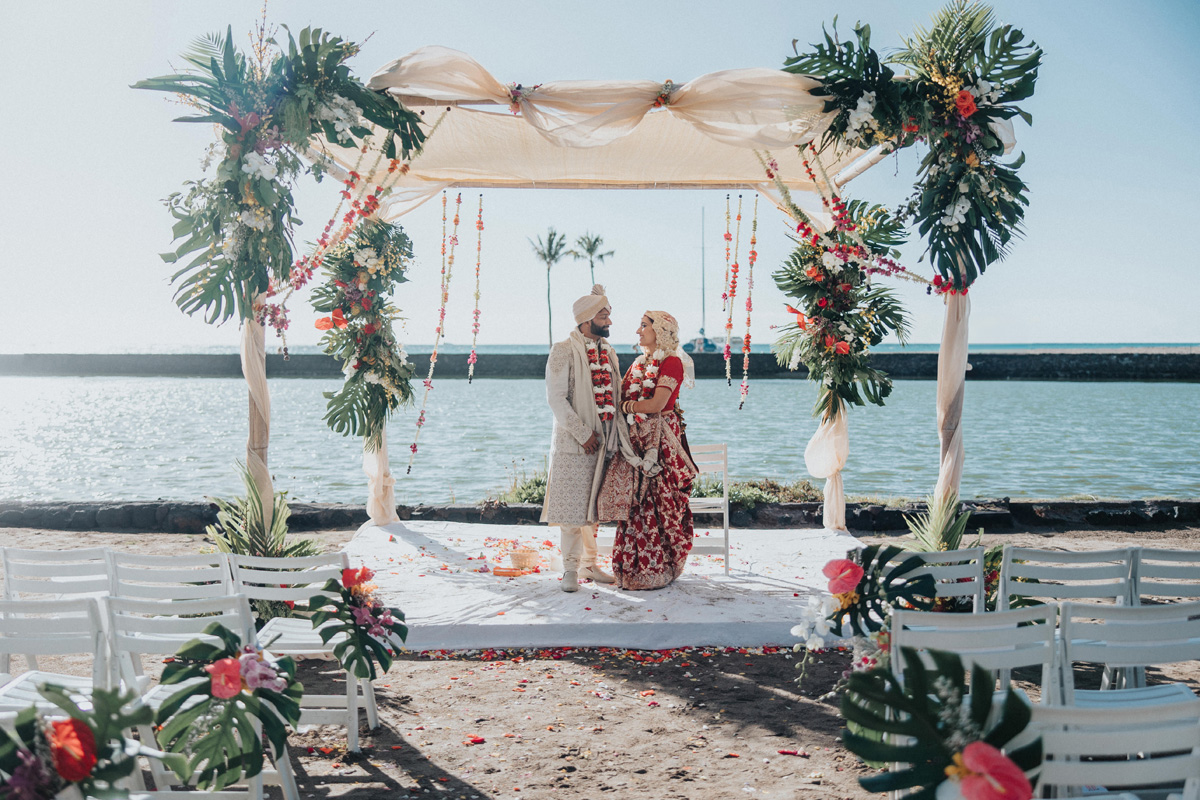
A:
<box><xmin>227</xmin><ymin>553</ymin><xmax>379</xmax><ymax>752</ymax></box>
<box><xmin>688</xmin><ymin>443</ymin><xmax>730</xmax><ymax>575</ymax></box>
<box><xmin>2</xmin><ymin>546</ymin><xmax>111</xmax><ymax>600</ymax></box>
<box><xmin>107</xmin><ymin>551</ymin><xmax>234</xmax><ymax>601</ymax></box>
<box><xmin>892</xmin><ymin>604</ymin><xmax>1062</xmax><ymax>705</ymax></box>
<box><xmin>0</xmin><ymin>597</ymin><xmax>109</xmax><ymax>714</ymax></box>
<box><xmin>1059</xmin><ymin>599</ymin><xmax>1200</xmax><ymax>708</ymax></box>
<box><xmin>998</xmin><ymin>546</ymin><xmax>1135</xmax><ymax>610</ymax></box>
<box><xmin>106</xmin><ymin>594</ymin><xmax>297</xmax><ymax>800</ymax></box>
<box><xmin>890</xmin><ymin>546</ymin><xmax>987</xmax><ymax>613</ymax></box>
<box><xmin>1134</xmin><ymin>547</ymin><xmax>1200</xmax><ymax>604</ymax></box>
<box><xmin>1022</xmin><ymin>700</ymin><xmax>1200</xmax><ymax>799</ymax></box>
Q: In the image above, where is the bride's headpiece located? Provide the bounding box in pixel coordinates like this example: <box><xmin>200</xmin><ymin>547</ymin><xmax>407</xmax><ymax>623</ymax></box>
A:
<box><xmin>644</xmin><ymin>310</ymin><xmax>695</xmax><ymax>389</ymax></box>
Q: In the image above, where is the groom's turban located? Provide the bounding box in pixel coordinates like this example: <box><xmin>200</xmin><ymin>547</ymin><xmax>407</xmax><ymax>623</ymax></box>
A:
<box><xmin>573</xmin><ymin>284</ymin><xmax>610</xmax><ymax>325</ymax></box>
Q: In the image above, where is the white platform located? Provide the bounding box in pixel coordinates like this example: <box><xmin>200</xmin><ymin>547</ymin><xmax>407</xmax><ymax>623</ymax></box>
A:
<box><xmin>344</xmin><ymin>522</ymin><xmax>860</xmax><ymax>651</ymax></box>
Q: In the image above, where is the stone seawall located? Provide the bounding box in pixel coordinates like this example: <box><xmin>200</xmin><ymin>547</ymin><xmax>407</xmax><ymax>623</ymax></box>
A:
<box><xmin>1</xmin><ymin>350</ymin><xmax>1197</xmax><ymax>381</ymax></box>
<box><xmin>2</xmin><ymin>499</ymin><xmax>1196</xmax><ymax>535</ymax></box>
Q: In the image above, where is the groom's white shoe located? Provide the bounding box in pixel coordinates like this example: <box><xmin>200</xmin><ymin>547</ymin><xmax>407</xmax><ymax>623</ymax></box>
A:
<box><xmin>561</xmin><ymin>570</ymin><xmax>579</xmax><ymax>592</ymax></box>
<box><xmin>579</xmin><ymin>566</ymin><xmax>615</xmax><ymax>584</ymax></box>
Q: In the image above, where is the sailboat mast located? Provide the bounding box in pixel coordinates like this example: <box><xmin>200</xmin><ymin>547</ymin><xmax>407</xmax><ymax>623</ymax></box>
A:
<box><xmin>700</xmin><ymin>207</ymin><xmax>706</xmax><ymax>336</ymax></box>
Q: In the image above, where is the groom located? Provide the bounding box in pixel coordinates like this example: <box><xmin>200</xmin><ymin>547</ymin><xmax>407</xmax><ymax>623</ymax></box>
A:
<box><xmin>541</xmin><ymin>284</ymin><xmax>621</xmax><ymax>592</ymax></box>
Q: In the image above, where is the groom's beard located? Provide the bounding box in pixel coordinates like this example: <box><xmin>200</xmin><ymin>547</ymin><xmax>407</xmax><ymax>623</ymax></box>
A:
<box><xmin>590</xmin><ymin>322</ymin><xmax>611</xmax><ymax>338</ymax></box>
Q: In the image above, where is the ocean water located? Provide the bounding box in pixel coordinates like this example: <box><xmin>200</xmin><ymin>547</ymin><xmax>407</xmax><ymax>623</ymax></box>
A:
<box><xmin>1</xmin><ymin>376</ymin><xmax>1197</xmax><ymax>505</ymax></box>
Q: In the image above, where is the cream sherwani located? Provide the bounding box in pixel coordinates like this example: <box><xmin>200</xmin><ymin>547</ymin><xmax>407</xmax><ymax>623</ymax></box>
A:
<box><xmin>541</xmin><ymin>330</ymin><xmax>625</xmax><ymax>570</ymax></box>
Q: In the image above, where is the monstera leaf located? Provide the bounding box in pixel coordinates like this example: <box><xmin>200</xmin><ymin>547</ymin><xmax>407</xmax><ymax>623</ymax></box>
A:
<box><xmin>842</xmin><ymin>647</ymin><xmax>1041</xmax><ymax>798</ymax></box>
<box><xmin>830</xmin><ymin>545</ymin><xmax>937</xmax><ymax>637</ymax></box>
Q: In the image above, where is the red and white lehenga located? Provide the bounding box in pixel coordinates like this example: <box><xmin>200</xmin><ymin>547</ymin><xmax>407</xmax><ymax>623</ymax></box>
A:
<box><xmin>610</xmin><ymin>354</ymin><xmax>698</xmax><ymax>591</ymax></box>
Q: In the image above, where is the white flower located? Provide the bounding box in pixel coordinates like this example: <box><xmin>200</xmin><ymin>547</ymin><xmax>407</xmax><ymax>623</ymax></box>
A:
<box><xmin>343</xmin><ymin>362</ymin><xmax>359</xmax><ymax>377</ymax></box>
<box><xmin>821</xmin><ymin>251</ymin><xmax>841</xmax><ymax>269</ymax></box>
<box><xmin>238</xmin><ymin>209</ymin><xmax>271</xmax><ymax>231</ymax></box>
<box><xmin>241</xmin><ymin>151</ymin><xmax>277</xmax><ymax>182</ymax></box>
<box><xmin>805</xmin><ymin>634</ymin><xmax>825</xmax><ymax>651</ymax></box>
<box><xmin>364</xmin><ymin>372</ymin><xmax>382</xmax><ymax>385</ymax></box>
<box><xmin>790</xmin><ymin>623</ymin><xmax>811</xmax><ymax>639</ymax></box>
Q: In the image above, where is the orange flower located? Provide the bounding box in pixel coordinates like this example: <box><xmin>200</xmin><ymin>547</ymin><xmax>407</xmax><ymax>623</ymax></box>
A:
<box><xmin>785</xmin><ymin>304</ymin><xmax>808</xmax><ymax>330</ymax></box>
<box><xmin>955</xmin><ymin>90</ymin><xmax>977</xmax><ymax>118</ymax></box>
<box><xmin>823</xmin><ymin>334</ymin><xmax>837</xmax><ymax>350</ymax></box>
<box><xmin>315</xmin><ymin>308</ymin><xmax>348</xmax><ymax>331</ymax></box>
<box><xmin>805</xmin><ymin>265</ymin><xmax>823</xmax><ymax>280</ymax></box>
<box><xmin>48</xmin><ymin>718</ymin><xmax>98</xmax><ymax>782</ymax></box>
<box><xmin>835</xmin><ymin>340</ymin><xmax>851</xmax><ymax>355</ymax></box>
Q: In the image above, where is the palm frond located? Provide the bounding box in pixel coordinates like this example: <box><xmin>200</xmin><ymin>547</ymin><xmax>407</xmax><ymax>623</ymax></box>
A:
<box><xmin>182</xmin><ymin>31</ymin><xmax>228</xmax><ymax>73</ymax></box>
<box><xmin>902</xmin><ymin>493</ymin><xmax>978</xmax><ymax>552</ymax></box>
<box><xmin>893</xmin><ymin>1</ymin><xmax>996</xmax><ymax>75</ymax></box>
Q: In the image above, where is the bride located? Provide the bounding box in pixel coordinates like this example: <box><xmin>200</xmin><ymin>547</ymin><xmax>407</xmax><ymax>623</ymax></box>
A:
<box><xmin>610</xmin><ymin>311</ymin><xmax>698</xmax><ymax>590</ymax></box>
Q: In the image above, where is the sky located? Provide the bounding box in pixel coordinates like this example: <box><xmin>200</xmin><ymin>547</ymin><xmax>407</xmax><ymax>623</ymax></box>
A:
<box><xmin>1</xmin><ymin>0</ymin><xmax>1197</xmax><ymax>353</ymax></box>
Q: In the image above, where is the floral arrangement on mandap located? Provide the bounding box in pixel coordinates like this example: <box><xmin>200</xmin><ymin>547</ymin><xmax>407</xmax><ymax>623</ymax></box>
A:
<box><xmin>311</xmin><ymin>218</ymin><xmax>417</xmax><ymax>450</ymax></box>
<box><xmin>0</xmin><ymin>685</ymin><xmax>184</xmax><ymax>799</ymax></box>
<box><xmin>154</xmin><ymin>623</ymin><xmax>302</xmax><ymax>791</ymax></box>
<box><xmin>791</xmin><ymin>546</ymin><xmax>935</xmax><ymax>689</ymax></box>
<box><xmin>769</xmin><ymin>178</ymin><xmax>912</xmax><ymax>421</ymax></box>
<box><xmin>307</xmin><ymin>566</ymin><xmax>408</xmax><ymax>679</ymax></box>
<box><xmin>785</xmin><ymin>0</ymin><xmax>1042</xmax><ymax>289</ymax></box>
<box><xmin>134</xmin><ymin>24</ymin><xmax>423</xmax><ymax>330</ymax></box>
<box><xmin>842</xmin><ymin>647</ymin><xmax>1040</xmax><ymax>799</ymax></box>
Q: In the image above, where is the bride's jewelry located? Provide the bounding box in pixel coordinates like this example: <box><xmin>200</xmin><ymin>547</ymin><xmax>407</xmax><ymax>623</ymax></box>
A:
<box><xmin>623</xmin><ymin>349</ymin><xmax>665</xmax><ymax>424</ymax></box>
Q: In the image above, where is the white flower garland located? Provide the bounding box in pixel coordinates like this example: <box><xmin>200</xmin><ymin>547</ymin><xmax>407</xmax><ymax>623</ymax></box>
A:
<box><xmin>625</xmin><ymin>349</ymin><xmax>665</xmax><ymax>424</ymax></box>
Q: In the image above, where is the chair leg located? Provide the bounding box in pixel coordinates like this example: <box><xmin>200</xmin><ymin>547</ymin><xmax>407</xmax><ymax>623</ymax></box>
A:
<box><xmin>345</xmin><ymin>672</ymin><xmax>360</xmax><ymax>752</ymax></box>
<box><xmin>723</xmin><ymin>511</ymin><xmax>730</xmax><ymax>577</ymax></box>
<box><xmin>274</xmin><ymin>744</ymin><xmax>301</xmax><ymax>800</ymax></box>
<box><xmin>139</xmin><ymin>722</ymin><xmax>175</xmax><ymax>790</ymax></box>
<box><xmin>361</xmin><ymin>678</ymin><xmax>379</xmax><ymax>729</ymax></box>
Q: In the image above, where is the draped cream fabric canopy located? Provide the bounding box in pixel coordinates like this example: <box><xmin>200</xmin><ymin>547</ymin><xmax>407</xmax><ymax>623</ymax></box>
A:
<box><xmin>328</xmin><ymin>46</ymin><xmax>898</xmax><ymax>529</ymax></box>
<box><xmin>309</xmin><ymin>46</ymin><xmax>888</xmax><ymax>223</ymax></box>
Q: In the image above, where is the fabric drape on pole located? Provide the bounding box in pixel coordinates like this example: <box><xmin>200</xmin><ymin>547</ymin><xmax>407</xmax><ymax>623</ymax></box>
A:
<box><xmin>934</xmin><ymin>293</ymin><xmax>971</xmax><ymax>502</ymax></box>
<box><xmin>363</xmin><ymin>433</ymin><xmax>400</xmax><ymax>527</ymax></box>
<box><xmin>804</xmin><ymin>412</ymin><xmax>849</xmax><ymax>532</ymax></box>
<box><xmin>240</xmin><ymin>295</ymin><xmax>273</xmax><ymax>532</ymax></box>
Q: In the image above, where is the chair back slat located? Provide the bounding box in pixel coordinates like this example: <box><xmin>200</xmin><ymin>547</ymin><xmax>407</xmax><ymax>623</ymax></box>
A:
<box><xmin>0</xmin><ymin>598</ymin><xmax>107</xmax><ymax>680</ymax></box>
<box><xmin>107</xmin><ymin>552</ymin><xmax>233</xmax><ymax>601</ymax></box>
<box><xmin>1135</xmin><ymin>547</ymin><xmax>1200</xmax><ymax>603</ymax></box>
<box><xmin>229</xmin><ymin>553</ymin><xmax>348</xmax><ymax>603</ymax></box>
<box><xmin>2</xmin><ymin>547</ymin><xmax>111</xmax><ymax>600</ymax></box>
<box><xmin>1029</xmin><ymin>701</ymin><xmax>1200</xmax><ymax>796</ymax></box>
<box><xmin>999</xmin><ymin>545</ymin><xmax>1134</xmax><ymax>609</ymax></box>
<box><xmin>892</xmin><ymin>547</ymin><xmax>986</xmax><ymax>612</ymax></box>
<box><xmin>1060</xmin><ymin>600</ymin><xmax>1200</xmax><ymax>701</ymax></box>
<box><xmin>892</xmin><ymin>605</ymin><xmax>1059</xmax><ymax>703</ymax></box>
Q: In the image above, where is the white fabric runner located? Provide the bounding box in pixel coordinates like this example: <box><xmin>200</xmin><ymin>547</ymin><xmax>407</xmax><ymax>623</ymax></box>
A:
<box><xmin>239</xmin><ymin>298</ymin><xmax>273</xmax><ymax>531</ymax></box>
<box><xmin>934</xmin><ymin>293</ymin><xmax>971</xmax><ymax>501</ymax></box>
<box><xmin>363</xmin><ymin>434</ymin><xmax>400</xmax><ymax>527</ymax></box>
<box><xmin>804</xmin><ymin>411</ymin><xmax>849</xmax><ymax>531</ymax></box>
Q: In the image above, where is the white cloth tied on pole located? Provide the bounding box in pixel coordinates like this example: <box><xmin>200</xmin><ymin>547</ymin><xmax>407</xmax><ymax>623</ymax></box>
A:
<box><xmin>804</xmin><ymin>411</ymin><xmax>849</xmax><ymax>532</ymax></box>
<box><xmin>363</xmin><ymin>433</ymin><xmax>400</xmax><ymax>527</ymax></box>
<box><xmin>240</xmin><ymin>296</ymin><xmax>273</xmax><ymax>533</ymax></box>
<box><xmin>934</xmin><ymin>292</ymin><xmax>971</xmax><ymax>502</ymax></box>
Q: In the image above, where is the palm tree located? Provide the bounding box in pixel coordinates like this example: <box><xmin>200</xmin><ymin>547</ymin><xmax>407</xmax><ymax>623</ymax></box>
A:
<box><xmin>570</xmin><ymin>233</ymin><xmax>615</xmax><ymax>285</ymax></box>
<box><xmin>530</xmin><ymin>228</ymin><xmax>569</xmax><ymax>348</ymax></box>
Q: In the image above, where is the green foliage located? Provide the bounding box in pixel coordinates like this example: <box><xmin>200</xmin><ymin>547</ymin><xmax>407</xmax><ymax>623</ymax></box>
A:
<box><xmin>135</xmin><ymin>25</ymin><xmax>424</xmax><ymax>325</ymax></box>
<box><xmin>154</xmin><ymin>624</ymin><xmax>302</xmax><ymax>791</ymax></box>
<box><xmin>207</xmin><ymin>462</ymin><xmax>320</xmax><ymax>560</ymax></box>
<box><xmin>783</xmin><ymin>1</ymin><xmax>1042</xmax><ymax>289</ymax></box>
<box><xmin>0</xmin><ymin>685</ymin><xmax>185</xmax><ymax>798</ymax></box>
<box><xmin>902</xmin><ymin>493</ymin><xmax>977</xmax><ymax>552</ymax></box>
<box><xmin>691</xmin><ymin>477</ymin><xmax>824</xmax><ymax>509</ymax></box>
<box><xmin>314</xmin><ymin>218</ymin><xmax>417</xmax><ymax>450</ymax></box>
<box><xmin>831</xmin><ymin>545</ymin><xmax>937</xmax><ymax>637</ymax></box>
<box><xmin>569</xmin><ymin>233</ymin><xmax>615</xmax><ymax>285</ymax></box>
<box><xmin>841</xmin><ymin>647</ymin><xmax>1041</xmax><ymax>797</ymax></box>
<box><xmin>306</xmin><ymin>579</ymin><xmax>408</xmax><ymax>680</ymax></box>
<box><xmin>772</xmin><ymin>208</ymin><xmax>910</xmax><ymax>420</ymax></box>
<box><xmin>531</xmin><ymin>228</ymin><xmax>570</xmax><ymax>346</ymax></box>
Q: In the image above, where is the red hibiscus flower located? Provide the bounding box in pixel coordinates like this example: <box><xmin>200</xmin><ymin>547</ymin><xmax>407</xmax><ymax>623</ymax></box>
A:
<box><xmin>823</xmin><ymin>559</ymin><xmax>864</xmax><ymax>595</ymax></box>
<box><xmin>204</xmin><ymin>657</ymin><xmax>242</xmax><ymax>699</ymax></box>
<box><xmin>955</xmin><ymin>90</ymin><xmax>978</xmax><ymax>118</ymax></box>
<box><xmin>343</xmin><ymin>566</ymin><xmax>375</xmax><ymax>589</ymax></box>
<box><xmin>955</xmin><ymin>741</ymin><xmax>1033</xmax><ymax>800</ymax></box>
<box><xmin>48</xmin><ymin>718</ymin><xmax>98</xmax><ymax>782</ymax></box>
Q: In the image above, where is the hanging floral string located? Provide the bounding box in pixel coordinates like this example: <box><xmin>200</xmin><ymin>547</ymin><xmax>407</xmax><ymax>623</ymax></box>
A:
<box><xmin>723</xmin><ymin>195</ymin><xmax>744</xmax><ymax>385</ymax></box>
<box><xmin>467</xmin><ymin>194</ymin><xmax>485</xmax><ymax>383</ymax></box>
<box><xmin>257</xmin><ymin>109</ymin><xmax>453</xmax><ymax>355</ymax></box>
<box><xmin>738</xmin><ymin>195</ymin><xmax>760</xmax><ymax>410</ymax></box>
<box><xmin>407</xmin><ymin>191</ymin><xmax>463</xmax><ymax>473</ymax></box>
<box><xmin>721</xmin><ymin>194</ymin><xmax>732</xmax><ymax>313</ymax></box>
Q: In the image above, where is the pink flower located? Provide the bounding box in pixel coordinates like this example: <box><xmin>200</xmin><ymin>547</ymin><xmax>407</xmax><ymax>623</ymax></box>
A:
<box><xmin>204</xmin><ymin>657</ymin><xmax>243</xmax><ymax>699</ymax></box>
<box><xmin>951</xmin><ymin>741</ymin><xmax>1032</xmax><ymax>800</ymax></box>
<box><xmin>239</xmin><ymin>652</ymin><xmax>286</xmax><ymax>693</ymax></box>
<box><xmin>823</xmin><ymin>559</ymin><xmax>864</xmax><ymax>595</ymax></box>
